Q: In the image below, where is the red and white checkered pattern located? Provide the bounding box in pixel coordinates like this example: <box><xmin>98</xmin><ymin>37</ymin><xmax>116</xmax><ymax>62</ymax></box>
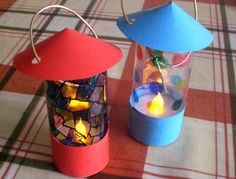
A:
<box><xmin>0</xmin><ymin>0</ymin><xmax>235</xmax><ymax>178</ymax></box>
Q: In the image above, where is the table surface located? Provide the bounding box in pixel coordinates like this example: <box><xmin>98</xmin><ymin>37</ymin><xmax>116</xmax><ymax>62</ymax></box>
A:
<box><xmin>0</xmin><ymin>0</ymin><xmax>235</xmax><ymax>178</ymax></box>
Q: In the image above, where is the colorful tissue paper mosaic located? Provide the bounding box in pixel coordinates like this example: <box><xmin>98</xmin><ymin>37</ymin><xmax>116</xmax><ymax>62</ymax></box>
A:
<box><xmin>44</xmin><ymin>73</ymin><xmax>107</xmax><ymax>146</ymax></box>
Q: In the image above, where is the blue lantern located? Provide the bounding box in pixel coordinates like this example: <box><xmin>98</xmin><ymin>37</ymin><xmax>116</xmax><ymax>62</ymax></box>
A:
<box><xmin>117</xmin><ymin>1</ymin><xmax>213</xmax><ymax>146</ymax></box>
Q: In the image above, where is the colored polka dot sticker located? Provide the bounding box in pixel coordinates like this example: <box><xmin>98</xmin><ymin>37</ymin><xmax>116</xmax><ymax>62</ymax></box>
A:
<box><xmin>137</xmin><ymin>45</ymin><xmax>143</xmax><ymax>60</ymax></box>
<box><xmin>172</xmin><ymin>99</ymin><xmax>182</xmax><ymax>110</ymax></box>
<box><xmin>132</xmin><ymin>90</ymin><xmax>139</xmax><ymax>103</ymax></box>
<box><xmin>149</xmin><ymin>82</ymin><xmax>164</xmax><ymax>94</ymax></box>
<box><xmin>176</xmin><ymin>79</ymin><xmax>186</xmax><ymax>88</ymax></box>
<box><xmin>170</xmin><ymin>75</ymin><xmax>182</xmax><ymax>85</ymax></box>
<box><xmin>172</xmin><ymin>53</ymin><xmax>189</xmax><ymax>67</ymax></box>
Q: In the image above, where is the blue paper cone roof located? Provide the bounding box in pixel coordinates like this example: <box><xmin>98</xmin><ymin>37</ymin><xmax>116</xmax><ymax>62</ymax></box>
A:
<box><xmin>117</xmin><ymin>2</ymin><xmax>213</xmax><ymax>52</ymax></box>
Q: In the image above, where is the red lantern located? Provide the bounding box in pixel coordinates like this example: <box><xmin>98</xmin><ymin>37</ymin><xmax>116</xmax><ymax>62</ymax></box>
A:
<box><xmin>13</xmin><ymin>5</ymin><xmax>122</xmax><ymax>177</ymax></box>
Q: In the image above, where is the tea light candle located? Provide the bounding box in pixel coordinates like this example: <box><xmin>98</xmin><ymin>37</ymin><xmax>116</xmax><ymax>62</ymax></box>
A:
<box><xmin>130</xmin><ymin>82</ymin><xmax>183</xmax><ymax>118</ymax></box>
<box><xmin>148</xmin><ymin>92</ymin><xmax>164</xmax><ymax>115</ymax></box>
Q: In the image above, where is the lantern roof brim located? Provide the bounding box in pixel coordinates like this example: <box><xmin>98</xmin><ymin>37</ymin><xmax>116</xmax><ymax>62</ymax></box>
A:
<box><xmin>117</xmin><ymin>2</ymin><xmax>213</xmax><ymax>52</ymax></box>
<box><xmin>13</xmin><ymin>28</ymin><xmax>122</xmax><ymax>80</ymax></box>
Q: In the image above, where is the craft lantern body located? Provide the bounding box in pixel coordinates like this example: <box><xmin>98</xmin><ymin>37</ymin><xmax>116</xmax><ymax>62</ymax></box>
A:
<box><xmin>45</xmin><ymin>73</ymin><xmax>109</xmax><ymax>177</ymax></box>
<box><xmin>117</xmin><ymin>2</ymin><xmax>213</xmax><ymax>146</ymax></box>
<box><xmin>13</xmin><ymin>26</ymin><xmax>122</xmax><ymax>176</ymax></box>
<box><xmin>45</xmin><ymin>73</ymin><xmax>108</xmax><ymax>147</ymax></box>
<box><xmin>129</xmin><ymin>45</ymin><xmax>192</xmax><ymax>146</ymax></box>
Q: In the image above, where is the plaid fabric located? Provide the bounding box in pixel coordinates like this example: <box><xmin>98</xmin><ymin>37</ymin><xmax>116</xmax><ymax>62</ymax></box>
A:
<box><xmin>0</xmin><ymin>0</ymin><xmax>235</xmax><ymax>178</ymax></box>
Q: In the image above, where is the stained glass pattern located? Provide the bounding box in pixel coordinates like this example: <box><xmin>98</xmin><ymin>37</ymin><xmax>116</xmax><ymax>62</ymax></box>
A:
<box><xmin>45</xmin><ymin>73</ymin><xmax>107</xmax><ymax>146</ymax></box>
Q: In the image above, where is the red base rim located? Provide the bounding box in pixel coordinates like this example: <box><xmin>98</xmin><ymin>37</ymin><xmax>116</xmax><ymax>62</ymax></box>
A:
<box><xmin>50</xmin><ymin>130</ymin><xmax>109</xmax><ymax>177</ymax></box>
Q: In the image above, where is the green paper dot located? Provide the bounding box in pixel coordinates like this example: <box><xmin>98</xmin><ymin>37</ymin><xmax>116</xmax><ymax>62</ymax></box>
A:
<box><xmin>151</xmin><ymin>56</ymin><xmax>168</xmax><ymax>69</ymax></box>
<box><xmin>172</xmin><ymin>99</ymin><xmax>182</xmax><ymax>110</ymax></box>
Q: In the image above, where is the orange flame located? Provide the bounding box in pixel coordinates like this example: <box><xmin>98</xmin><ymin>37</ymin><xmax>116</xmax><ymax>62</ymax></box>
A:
<box><xmin>75</xmin><ymin>118</ymin><xmax>87</xmax><ymax>136</ymax></box>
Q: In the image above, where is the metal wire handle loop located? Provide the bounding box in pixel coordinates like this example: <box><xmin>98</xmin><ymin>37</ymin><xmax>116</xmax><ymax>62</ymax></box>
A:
<box><xmin>121</xmin><ymin>0</ymin><xmax>132</xmax><ymax>24</ymax></box>
<box><xmin>121</xmin><ymin>0</ymin><xmax>198</xmax><ymax>23</ymax></box>
<box><xmin>29</xmin><ymin>5</ymin><xmax>98</xmax><ymax>62</ymax></box>
<box><xmin>120</xmin><ymin>0</ymin><xmax>198</xmax><ymax>68</ymax></box>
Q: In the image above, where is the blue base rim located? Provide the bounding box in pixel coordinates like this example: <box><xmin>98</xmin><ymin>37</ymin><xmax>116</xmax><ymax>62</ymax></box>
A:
<box><xmin>129</xmin><ymin>103</ymin><xmax>185</xmax><ymax>146</ymax></box>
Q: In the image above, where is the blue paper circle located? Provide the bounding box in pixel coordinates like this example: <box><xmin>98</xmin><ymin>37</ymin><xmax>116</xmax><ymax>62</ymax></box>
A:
<box><xmin>171</xmin><ymin>75</ymin><xmax>181</xmax><ymax>85</ymax></box>
<box><xmin>149</xmin><ymin>82</ymin><xmax>164</xmax><ymax>94</ymax></box>
<box><xmin>132</xmin><ymin>90</ymin><xmax>139</xmax><ymax>103</ymax></box>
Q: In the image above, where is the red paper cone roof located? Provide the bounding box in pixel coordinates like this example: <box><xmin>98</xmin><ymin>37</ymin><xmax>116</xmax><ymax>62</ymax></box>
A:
<box><xmin>13</xmin><ymin>28</ymin><xmax>122</xmax><ymax>80</ymax></box>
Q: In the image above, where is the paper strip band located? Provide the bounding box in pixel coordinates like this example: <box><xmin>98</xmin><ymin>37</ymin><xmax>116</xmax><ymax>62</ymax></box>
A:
<box><xmin>51</xmin><ymin>130</ymin><xmax>109</xmax><ymax>177</ymax></box>
<box><xmin>129</xmin><ymin>101</ymin><xmax>185</xmax><ymax>146</ymax></box>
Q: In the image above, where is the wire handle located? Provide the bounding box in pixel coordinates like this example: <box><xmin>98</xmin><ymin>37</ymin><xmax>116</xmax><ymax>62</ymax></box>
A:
<box><xmin>120</xmin><ymin>0</ymin><xmax>198</xmax><ymax>68</ymax></box>
<box><xmin>121</xmin><ymin>0</ymin><xmax>198</xmax><ymax>24</ymax></box>
<box><xmin>120</xmin><ymin>0</ymin><xmax>132</xmax><ymax>24</ymax></box>
<box><xmin>29</xmin><ymin>5</ymin><xmax>98</xmax><ymax>63</ymax></box>
<box><xmin>120</xmin><ymin>1</ymin><xmax>198</xmax><ymax>93</ymax></box>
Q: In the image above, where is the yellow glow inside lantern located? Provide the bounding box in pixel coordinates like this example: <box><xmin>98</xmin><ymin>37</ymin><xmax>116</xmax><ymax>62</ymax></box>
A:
<box><xmin>67</xmin><ymin>100</ymin><xmax>90</xmax><ymax>112</ymax></box>
<box><xmin>61</xmin><ymin>82</ymin><xmax>77</xmax><ymax>99</ymax></box>
<box><xmin>75</xmin><ymin>118</ymin><xmax>92</xmax><ymax>145</ymax></box>
<box><xmin>104</xmin><ymin>80</ymin><xmax>107</xmax><ymax>102</ymax></box>
<box><xmin>76</xmin><ymin>118</ymin><xmax>87</xmax><ymax>136</ymax></box>
<box><xmin>148</xmin><ymin>92</ymin><xmax>164</xmax><ymax>115</ymax></box>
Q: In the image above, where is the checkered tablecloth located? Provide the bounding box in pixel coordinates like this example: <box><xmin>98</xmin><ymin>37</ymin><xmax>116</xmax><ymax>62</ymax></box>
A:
<box><xmin>0</xmin><ymin>0</ymin><xmax>235</xmax><ymax>178</ymax></box>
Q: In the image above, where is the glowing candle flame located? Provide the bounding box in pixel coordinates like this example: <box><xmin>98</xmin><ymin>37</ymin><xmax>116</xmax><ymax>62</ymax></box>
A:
<box><xmin>75</xmin><ymin>118</ymin><xmax>87</xmax><ymax>136</ymax></box>
<box><xmin>148</xmin><ymin>92</ymin><xmax>164</xmax><ymax>115</ymax></box>
<box><xmin>75</xmin><ymin>118</ymin><xmax>92</xmax><ymax>145</ymax></box>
